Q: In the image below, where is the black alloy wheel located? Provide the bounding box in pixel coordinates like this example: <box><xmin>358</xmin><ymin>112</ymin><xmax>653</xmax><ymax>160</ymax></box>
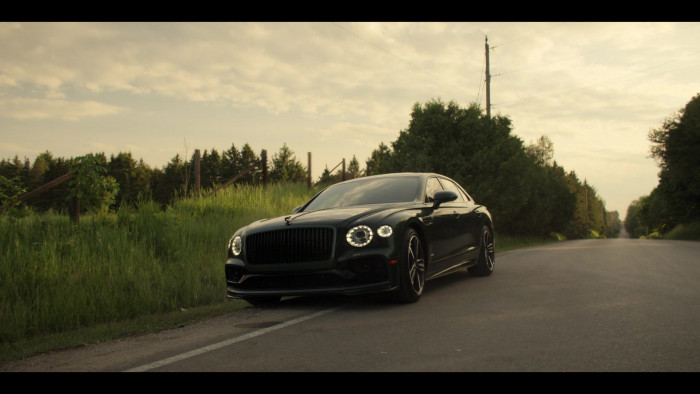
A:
<box><xmin>468</xmin><ymin>225</ymin><xmax>495</xmax><ymax>276</ymax></box>
<box><xmin>395</xmin><ymin>228</ymin><xmax>426</xmax><ymax>303</ymax></box>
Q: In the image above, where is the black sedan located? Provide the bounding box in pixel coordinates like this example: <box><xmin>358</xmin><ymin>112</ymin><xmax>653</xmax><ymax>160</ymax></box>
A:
<box><xmin>225</xmin><ymin>172</ymin><xmax>494</xmax><ymax>305</ymax></box>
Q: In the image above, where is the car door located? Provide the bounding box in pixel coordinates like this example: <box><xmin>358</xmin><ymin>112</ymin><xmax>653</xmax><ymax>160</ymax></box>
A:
<box><xmin>439</xmin><ymin>177</ymin><xmax>480</xmax><ymax>262</ymax></box>
<box><xmin>422</xmin><ymin>176</ymin><xmax>462</xmax><ymax>277</ymax></box>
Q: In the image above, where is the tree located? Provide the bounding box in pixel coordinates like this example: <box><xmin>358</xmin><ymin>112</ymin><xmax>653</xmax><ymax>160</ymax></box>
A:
<box><xmin>511</xmin><ymin>160</ymin><xmax>576</xmax><ymax>236</ymax></box>
<box><xmin>648</xmin><ymin>93</ymin><xmax>700</xmax><ymax>225</ymax></box>
<box><xmin>525</xmin><ymin>135</ymin><xmax>554</xmax><ymax>167</ymax></box>
<box><xmin>151</xmin><ymin>154</ymin><xmax>187</xmax><ymax>205</ymax></box>
<box><xmin>200</xmin><ymin>148</ymin><xmax>222</xmax><ymax>188</ymax></box>
<box><xmin>365</xmin><ymin>143</ymin><xmax>392</xmax><ymax>176</ymax></box>
<box><xmin>346</xmin><ymin>155</ymin><xmax>362</xmax><ymax>179</ymax></box>
<box><xmin>625</xmin><ymin>198</ymin><xmax>646</xmax><ymax>238</ymax></box>
<box><xmin>374</xmin><ymin>99</ymin><xmax>536</xmax><ymax>233</ymax></box>
<box><xmin>606</xmin><ymin>210</ymin><xmax>622</xmax><ymax>238</ymax></box>
<box><xmin>108</xmin><ymin>152</ymin><xmax>152</xmax><ymax>207</ymax></box>
<box><xmin>238</xmin><ymin>143</ymin><xmax>261</xmax><ymax>184</ymax></box>
<box><xmin>316</xmin><ymin>166</ymin><xmax>341</xmax><ymax>187</ymax></box>
<box><xmin>269</xmin><ymin>143</ymin><xmax>306</xmax><ymax>183</ymax></box>
<box><xmin>32</xmin><ymin>155</ymin><xmax>71</xmax><ymax>212</ymax></box>
<box><xmin>67</xmin><ymin>154</ymin><xmax>119</xmax><ymax>218</ymax></box>
<box><xmin>0</xmin><ymin>175</ymin><xmax>26</xmax><ymax>210</ymax></box>
<box><xmin>28</xmin><ymin>151</ymin><xmax>52</xmax><ymax>191</ymax></box>
<box><xmin>0</xmin><ymin>156</ymin><xmax>29</xmax><ymax>185</ymax></box>
<box><xmin>221</xmin><ymin>143</ymin><xmax>241</xmax><ymax>181</ymax></box>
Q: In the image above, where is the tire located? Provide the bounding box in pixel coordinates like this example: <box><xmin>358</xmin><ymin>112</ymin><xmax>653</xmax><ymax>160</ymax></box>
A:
<box><xmin>468</xmin><ymin>225</ymin><xmax>495</xmax><ymax>276</ymax></box>
<box><xmin>245</xmin><ymin>296</ymin><xmax>281</xmax><ymax>307</ymax></box>
<box><xmin>394</xmin><ymin>228</ymin><xmax>426</xmax><ymax>303</ymax></box>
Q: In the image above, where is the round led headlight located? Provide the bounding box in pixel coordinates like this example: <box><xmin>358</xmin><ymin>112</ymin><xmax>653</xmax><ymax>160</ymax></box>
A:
<box><xmin>377</xmin><ymin>225</ymin><xmax>393</xmax><ymax>238</ymax></box>
<box><xmin>346</xmin><ymin>225</ymin><xmax>373</xmax><ymax>247</ymax></box>
<box><xmin>229</xmin><ymin>235</ymin><xmax>242</xmax><ymax>256</ymax></box>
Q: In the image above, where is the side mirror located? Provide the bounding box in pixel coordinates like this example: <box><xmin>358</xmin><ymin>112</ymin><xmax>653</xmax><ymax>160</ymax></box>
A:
<box><xmin>432</xmin><ymin>190</ymin><xmax>458</xmax><ymax>209</ymax></box>
<box><xmin>291</xmin><ymin>205</ymin><xmax>303</xmax><ymax>214</ymax></box>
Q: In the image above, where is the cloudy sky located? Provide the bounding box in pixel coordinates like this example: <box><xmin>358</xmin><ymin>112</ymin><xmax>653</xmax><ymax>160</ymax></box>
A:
<box><xmin>1</xmin><ymin>22</ymin><xmax>699</xmax><ymax>217</ymax></box>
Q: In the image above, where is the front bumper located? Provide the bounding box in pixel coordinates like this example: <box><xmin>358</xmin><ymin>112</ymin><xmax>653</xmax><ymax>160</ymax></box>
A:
<box><xmin>225</xmin><ymin>253</ymin><xmax>399</xmax><ymax>298</ymax></box>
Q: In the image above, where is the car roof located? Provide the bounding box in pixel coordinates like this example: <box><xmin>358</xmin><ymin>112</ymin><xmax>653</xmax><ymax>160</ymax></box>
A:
<box><xmin>333</xmin><ymin>172</ymin><xmax>439</xmax><ymax>185</ymax></box>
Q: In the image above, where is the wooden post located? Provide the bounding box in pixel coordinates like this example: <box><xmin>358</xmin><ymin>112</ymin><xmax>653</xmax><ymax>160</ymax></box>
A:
<box><xmin>342</xmin><ymin>158</ymin><xmax>346</xmax><ymax>181</ymax></box>
<box><xmin>261</xmin><ymin>149</ymin><xmax>268</xmax><ymax>185</ymax></box>
<box><xmin>307</xmin><ymin>152</ymin><xmax>312</xmax><ymax>189</ymax></box>
<box><xmin>194</xmin><ymin>149</ymin><xmax>201</xmax><ymax>198</ymax></box>
<box><xmin>70</xmin><ymin>196</ymin><xmax>80</xmax><ymax>224</ymax></box>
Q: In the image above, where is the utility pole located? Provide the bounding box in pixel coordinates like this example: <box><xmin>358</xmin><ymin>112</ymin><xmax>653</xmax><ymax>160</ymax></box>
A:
<box><xmin>485</xmin><ymin>36</ymin><xmax>491</xmax><ymax>118</ymax></box>
<box><xmin>584</xmin><ymin>179</ymin><xmax>589</xmax><ymax>237</ymax></box>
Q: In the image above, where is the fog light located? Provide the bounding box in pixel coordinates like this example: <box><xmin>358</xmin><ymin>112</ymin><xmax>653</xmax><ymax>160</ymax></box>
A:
<box><xmin>377</xmin><ymin>225</ymin><xmax>393</xmax><ymax>238</ymax></box>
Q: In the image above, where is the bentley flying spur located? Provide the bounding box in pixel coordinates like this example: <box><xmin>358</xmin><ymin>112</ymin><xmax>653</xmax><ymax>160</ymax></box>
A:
<box><xmin>225</xmin><ymin>173</ymin><xmax>495</xmax><ymax>305</ymax></box>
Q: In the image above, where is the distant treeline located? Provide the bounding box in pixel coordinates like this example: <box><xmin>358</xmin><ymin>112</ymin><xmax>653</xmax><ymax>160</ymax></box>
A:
<box><xmin>0</xmin><ymin>142</ymin><xmax>315</xmax><ymax>211</ymax></box>
<box><xmin>625</xmin><ymin>93</ymin><xmax>700</xmax><ymax>239</ymax></box>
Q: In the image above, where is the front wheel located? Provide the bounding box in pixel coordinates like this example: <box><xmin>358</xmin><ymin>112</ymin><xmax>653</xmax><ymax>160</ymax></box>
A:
<box><xmin>468</xmin><ymin>226</ymin><xmax>495</xmax><ymax>276</ymax></box>
<box><xmin>394</xmin><ymin>228</ymin><xmax>426</xmax><ymax>303</ymax></box>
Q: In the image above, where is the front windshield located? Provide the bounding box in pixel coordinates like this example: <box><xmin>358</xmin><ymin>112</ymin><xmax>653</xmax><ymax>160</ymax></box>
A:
<box><xmin>303</xmin><ymin>176</ymin><xmax>421</xmax><ymax>212</ymax></box>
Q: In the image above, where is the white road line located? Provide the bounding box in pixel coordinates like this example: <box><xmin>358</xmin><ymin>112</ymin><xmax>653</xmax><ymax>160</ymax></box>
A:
<box><xmin>124</xmin><ymin>305</ymin><xmax>344</xmax><ymax>372</ymax></box>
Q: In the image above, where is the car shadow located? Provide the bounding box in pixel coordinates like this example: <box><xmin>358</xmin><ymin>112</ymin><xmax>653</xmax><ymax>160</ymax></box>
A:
<box><xmin>263</xmin><ymin>269</ymin><xmax>483</xmax><ymax>310</ymax></box>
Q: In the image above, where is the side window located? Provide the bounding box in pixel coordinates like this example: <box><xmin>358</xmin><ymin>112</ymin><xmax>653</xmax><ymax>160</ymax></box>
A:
<box><xmin>425</xmin><ymin>177</ymin><xmax>443</xmax><ymax>202</ymax></box>
<box><xmin>440</xmin><ymin>179</ymin><xmax>467</xmax><ymax>202</ymax></box>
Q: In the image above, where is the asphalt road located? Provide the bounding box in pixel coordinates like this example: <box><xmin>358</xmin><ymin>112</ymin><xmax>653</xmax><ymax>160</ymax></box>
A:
<box><xmin>3</xmin><ymin>238</ymin><xmax>699</xmax><ymax>372</ymax></box>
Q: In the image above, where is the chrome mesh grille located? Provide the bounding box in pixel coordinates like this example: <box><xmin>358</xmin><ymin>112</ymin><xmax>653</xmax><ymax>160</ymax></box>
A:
<box><xmin>245</xmin><ymin>227</ymin><xmax>334</xmax><ymax>264</ymax></box>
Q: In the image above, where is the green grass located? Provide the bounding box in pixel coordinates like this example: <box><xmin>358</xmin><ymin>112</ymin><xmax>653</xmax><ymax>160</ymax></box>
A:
<box><xmin>663</xmin><ymin>221</ymin><xmax>700</xmax><ymax>241</ymax></box>
<box><xmin>495</xmin><ymin>232</ymin><xmax>562</xmax><ymax>252</ymax></box>
<box><xmin>0</xmin><ymin>182</ymin><xmax>561</xmax><ymax>363</ymax></box>
<box><xmin>0</xmin><ymin>182</ymin><xmax>317</xmax><ymax>362</ymax></box>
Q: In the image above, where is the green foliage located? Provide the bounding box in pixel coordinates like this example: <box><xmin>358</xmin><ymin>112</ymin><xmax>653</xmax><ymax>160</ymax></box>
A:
<box><xmin>346</xmin><ymin>155</ymin><xmax>362</xmax><ymax>179</ymax></box>
<box><xmin>625</xmin><ymin>191</ymin><xmax>670</xmax><ymax>238</ymax></box>
<box><xmin>67</xmin><ymin>154</ymin><xmax>119</xmax><ymax>215</ymax></box>
<box><xmin>367</xmin><ymin>99</ymin><xmax>605</xmax><ymax>237</ymax></box>
<box><xmin>316</xmin><ymin>166</ymin><xmax>341</xmax><ymax>187</ymax></box>
<box><xmin>107</xmin><ymin>152</ymin><xmax>152</xmax><ymax>207</ymax></box>
<box><xmin>365</xmin><ymin>143</ymin><xmax>391</xmax><ymax>176</ymax></box>
<box><xmin>628</xmin><ymin>93</ymin><xmax>700</xmax><ymax>237</ymax></box>
<box><xmin>606</xmin><ymin>210</ymin><xmax>622</xmax><ymax>238</ymax></box>
<box><xmin>269</xmin><ymin>143</ymin><xmax>306</xmax><ymax>183</ymax></box>
<box><xmin>0</xmin><ymin>175</ymin><xmax>27</xmax><ymax>208</ymax></box>
<box><xmin>648</xmin><ymin>93</ymin><xmax>700</xmax><ymax>225</ymax></box>
<box><xmin>525</xmin><ymin>135</ymin><xmax>555</xmax><ymax>167</ymax></box>
<box><xmin>663</xmin><ymin>221</ymin><xmax>700</xmax><ymax>240</ymax></box>
<box><xmin>377</xmin><ymin>100</ymin><xmax>534</xmax><ymax>231</ymax></box>
<box><xmin>511</xmin><ymin>162</ymin><xmax>576</xmax><ymax>236</ymax></box>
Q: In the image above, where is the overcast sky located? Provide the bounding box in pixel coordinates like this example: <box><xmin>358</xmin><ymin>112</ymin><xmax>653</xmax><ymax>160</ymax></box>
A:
<box><xmin>1</xmin><ymin>22</ymin><xmax>698</xmax><ymax>217</ymax></box>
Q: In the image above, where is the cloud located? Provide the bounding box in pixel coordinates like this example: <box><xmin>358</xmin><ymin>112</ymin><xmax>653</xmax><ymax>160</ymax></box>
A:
<box><xmin>0</xmin><ymin>97</ymin><xmax>126</xmax><ymax>121</ymax></box>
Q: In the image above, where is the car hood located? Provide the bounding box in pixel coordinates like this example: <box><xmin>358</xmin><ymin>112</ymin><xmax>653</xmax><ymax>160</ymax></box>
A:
<box><xmin>240</xmin><ymin>204</ymin><xmax>408</xmax><ymax>234</ymax></box>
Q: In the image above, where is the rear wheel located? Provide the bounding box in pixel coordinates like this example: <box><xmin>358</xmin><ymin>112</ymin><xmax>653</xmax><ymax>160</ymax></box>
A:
<box><xmin>394</xmin><ymin>228</ymin><xmax>426</xmax><ymax>303</ymax></box>
<box><xmin>468</xmin><ymin>225</ymin><xmax>495</xmax><ymax>276</ymax></box>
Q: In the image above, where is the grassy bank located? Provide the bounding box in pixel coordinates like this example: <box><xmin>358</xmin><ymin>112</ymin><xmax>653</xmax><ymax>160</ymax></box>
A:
<box><xmin>663</xmin><ymin>222</ymin><xmax>700</xmax><ymax>241</ymax></box>
<box><xmin>0</xmin><ymin>183</ymin><xmax>317</xmax><ymax>362</ymax></box>
<box><xmin>0</xmin><ymin>183</ymin><xmax>559</xmax><ymax>362</ymax></box>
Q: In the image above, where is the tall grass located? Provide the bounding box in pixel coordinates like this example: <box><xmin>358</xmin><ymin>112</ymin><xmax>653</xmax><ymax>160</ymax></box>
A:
<box><xmin>663</xmin><ymin>221</ymin><xmax>700</xmax><ymax>240</ymax></box>
<box><xmin>0</xmin><ymin>182</ymin><xmax>316</xmax><ymax>344</ymax></box>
